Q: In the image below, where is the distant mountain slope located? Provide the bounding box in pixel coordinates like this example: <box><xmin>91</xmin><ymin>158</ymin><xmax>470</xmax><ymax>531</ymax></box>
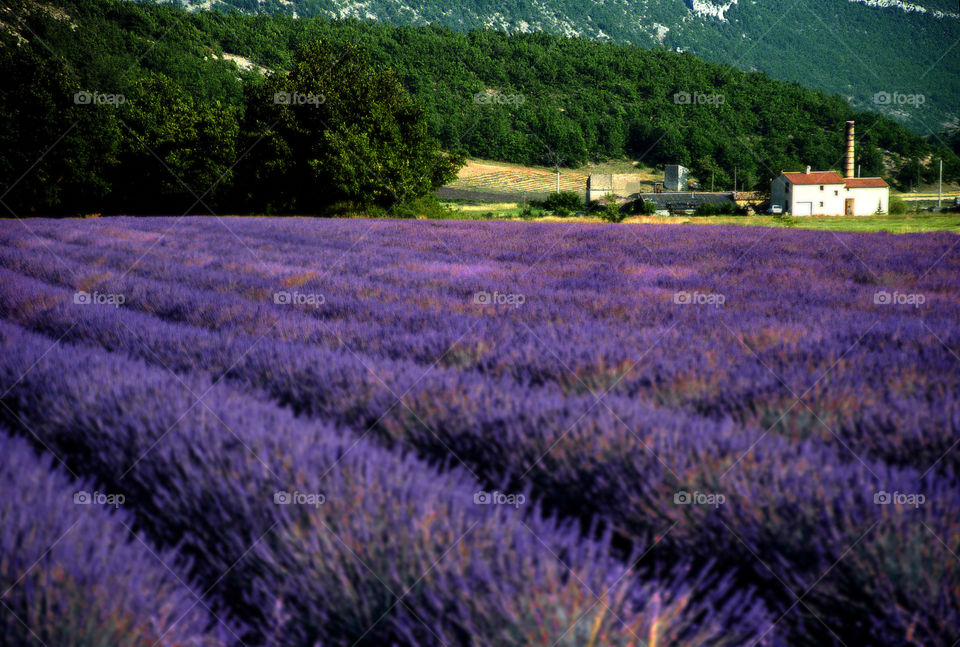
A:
<box><xmin>163</xmin><ymin>0</ymin><xmax>960</xmax><ymax>133</ymax></box>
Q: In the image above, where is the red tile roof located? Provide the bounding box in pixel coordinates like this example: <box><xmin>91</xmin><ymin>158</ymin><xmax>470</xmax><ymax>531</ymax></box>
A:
<box><xmin>844</xmin><ymin>177</ymin><xmax>888</xmax><ymax>188</ymax></box>
<box><xmin>782</xmin><ymin>171</ymin><xmax>845</xmax><ymax>185</ymax></box>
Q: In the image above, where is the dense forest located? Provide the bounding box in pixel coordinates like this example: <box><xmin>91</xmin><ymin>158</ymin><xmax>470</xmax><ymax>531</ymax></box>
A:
<box><xmin>160</xmin><ymin>0</ymin><xmax>960</xmax><ymax>134</ymax></box>
<box><xmin>0</xmin><ymin>0</ymin><xmax>957</xmax><ymax>214</ymax></box>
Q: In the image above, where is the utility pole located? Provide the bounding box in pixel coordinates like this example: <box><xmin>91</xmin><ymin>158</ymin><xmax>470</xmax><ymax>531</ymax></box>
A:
<box><xmin>545</xmin><ymin>150</ymin><xmax>563</xmax><ymax>195</ymax></box>
<box><xmin>734</xmin><ymin>167</ymin><xmax>737</xmax><ymax>193</ymax></box>
<box><xmin>711</xmin><ymin>171</ymin><xmax>715</xmax><ymax>192</ymax></box>
<box><xmin>938</xmin><ymin>159</ymin><xmax>943</xmax><ymax>210</ymax></box>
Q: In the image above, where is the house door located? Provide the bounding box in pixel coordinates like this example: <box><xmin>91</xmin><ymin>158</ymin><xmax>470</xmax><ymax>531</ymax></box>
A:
<box><xmin>845</xmin><ymin>199</ymin><xmax>854</xmax><ymax>216</ymax></box>
<box><xmin>794</xmin><ymin>202</ymin><xmax>812</xmax><ymax>216</ymax></box>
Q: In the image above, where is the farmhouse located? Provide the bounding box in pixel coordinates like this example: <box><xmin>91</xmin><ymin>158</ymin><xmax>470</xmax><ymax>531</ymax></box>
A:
<box><xmin>770</xmin><ymin>170</ymin><xmax>889</xmax><ymax>216</ymax></box>
<box><xmin>770</xmin><ymin>121</ymin><xmax>889</xmax><ymax>216</ymax></box>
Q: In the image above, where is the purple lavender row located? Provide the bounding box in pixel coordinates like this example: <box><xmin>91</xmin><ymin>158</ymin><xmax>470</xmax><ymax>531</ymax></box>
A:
<box><xmin>0</xmin><ymin>428</ymin><xmax>237</xmax><ymax>646</ymax></box>
<box><xmin>5</xmin><ymin>222</ymin><xmax>958</xmax><ymax>478</ymax></box>
<box><xmin>0</xmin><ymin>320</ymin><xmax>777</xmax><ymax>646</ymax></box>
<box><xmin>1</xmin><ymin>267</ymin><xmax>958</xmax><ymax>644</ymax></box>
<box><xmin>14</xmin><ymin>217</ymin><xmax>959</xmax><ymax>376</ymax></box>
<box><xmin>2</xmin><ymin>243</ymin><xmax>957</xmax><ymax>483</ymax></box>
<box><xmin>2</xmin><ymin>231</ymin><xmax>959</xmax><ymax>480</ymax></box>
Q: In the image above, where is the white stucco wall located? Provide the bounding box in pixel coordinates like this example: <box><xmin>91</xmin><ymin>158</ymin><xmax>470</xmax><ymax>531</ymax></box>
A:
<box><xmin>787</xmin><ymin>183</ymin><xmax>845</xmax><ymax>215</ymax></box>
<box><xmin>845</xmin><ymin>187</ymin><xmax>888</xmax><ymax>215</ymax></box>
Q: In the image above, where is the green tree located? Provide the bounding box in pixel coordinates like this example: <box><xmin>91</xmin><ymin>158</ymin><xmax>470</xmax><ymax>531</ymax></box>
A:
<box><xmin>0</xmin><ymin>45</ymin><xmax>119</xmax><ymax>214</ymax></box>
<box><xmin>598</xmin><ymin>194</ymin><xmax>624</xmax><ymax>223</ymax></box>
<box><xmin>113</xmin><ymin>73</ymin><xmax>239</xmax><ymax>213</ymax></box>
<box><xmin>239</xmin><ymin>41</ymin><xmax>462</xmax><ymax>213</ymax></box>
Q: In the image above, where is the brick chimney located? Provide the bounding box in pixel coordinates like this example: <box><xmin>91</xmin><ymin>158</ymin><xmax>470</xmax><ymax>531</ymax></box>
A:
<box><xmin>844</xmin><ymin>121</ymin><xmax>855</xmax><ymax>179</ymax></box>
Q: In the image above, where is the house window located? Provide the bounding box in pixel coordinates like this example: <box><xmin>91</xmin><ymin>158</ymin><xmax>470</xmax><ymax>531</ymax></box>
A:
<box><xmin>819</xmin><ymin>185</ymin><xmax>824</xmax><ymax>191</ymax></box>
<box><xmin>818</xmin><ymin>202</ymin><xmax>824</xmax><ymax>207</ymax></box>
<box><xmin>785</xmin><ymin>184</ymin><xmax>790</xmax><ymax>193</ymax></box>
<box><xmin>834</xmin><ymin>190</ymin><xmax>839</xmax><ymax>196</ymax></box>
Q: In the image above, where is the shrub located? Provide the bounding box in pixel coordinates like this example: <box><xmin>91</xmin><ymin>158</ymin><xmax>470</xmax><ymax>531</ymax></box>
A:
<box><xmin>540</xmin><ymin>191</ymin><xmax>584</xmax><ymax>216</ymax></box>
<box><xmin>600</xmin><ymin>202</ymin><xmax>625</xmax><ymax>222</ymax></box>
<box><xmin>625</xmin><ymin>200</ymin><xmax>657</xmax><ymax>215</ymax></box>
<box><xmin>694</xmin><ymin>201</ymin><xmax>740</xmax><ymax>215</ymax></box>
<box><xmin>395</xmin><ymin>195</ymin><xmax>457</xmax><ymax>219</ymax></box>
<box><xmin>5</xmin><ymin>218</ymin><xmax>960</xmax><ymax>646</ymax></box>
<box><xmin>888</xmin><ymin>196</ymin><xmax>908</xmax><ymax>214</ymax></box>
<box><xmin>0</xmin><ymin>321</ymin><xmax>777</xmax><ymax>647</ymax></box>
<box><xmin>596</xmin><ymin>194</ymin><xmax>625</xmax><ymax>222</ymax></box>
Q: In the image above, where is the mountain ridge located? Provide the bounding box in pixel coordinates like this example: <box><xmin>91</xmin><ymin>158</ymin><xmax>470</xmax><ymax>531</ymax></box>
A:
<box><xmin>155</xmin><ymin>0</ymin><xmax>960</xmax><ymax>133</ymax></box>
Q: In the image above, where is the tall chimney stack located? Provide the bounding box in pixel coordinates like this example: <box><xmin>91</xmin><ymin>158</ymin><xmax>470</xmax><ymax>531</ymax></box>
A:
<box><xmin>844</xmin><ymin>121</ymin><xmax>855</xmax><ymax>179</ymax></box>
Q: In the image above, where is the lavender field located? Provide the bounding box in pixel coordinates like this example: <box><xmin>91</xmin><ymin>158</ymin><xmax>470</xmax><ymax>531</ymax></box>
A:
<box><xmin>1</xmin><ymin>217</ymin><xmax>958</xmax><ymax>647</ymax></box>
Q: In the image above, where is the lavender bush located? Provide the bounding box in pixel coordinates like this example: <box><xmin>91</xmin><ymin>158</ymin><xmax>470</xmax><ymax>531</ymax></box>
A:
<box><xmin>0</xmin><ymin>429</ymin><xmax>233</xmax><ymax>647</ymax></box>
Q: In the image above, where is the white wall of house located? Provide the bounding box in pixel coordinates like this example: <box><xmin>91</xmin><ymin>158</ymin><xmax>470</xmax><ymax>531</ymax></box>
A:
<box><xmin>845</xmin><ymin>187</ymin><xmax>888</xmax><ymax>215</ymax></box>
<box><xmin>789</xmin><ymin>183</ymin><xmax>845</xmax><ymax>215</ymax></box>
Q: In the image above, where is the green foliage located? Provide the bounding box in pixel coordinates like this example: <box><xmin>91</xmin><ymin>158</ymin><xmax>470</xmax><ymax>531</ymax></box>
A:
<box><xmin>888</xmin><ymin>196</ymin><xmax>909</xmax><ymax>214</ymax></box>
<box><xmin>238</xmin><ymin>41</ymin><xmax>460</xmax><ymax>212</ymax></box>
<box><xmin>394</xmin><ymin>195</ymin><xmax>459</xmax><ymax>219</ymax></box>
<box><xmin>624</xmin><ymin>199</ymin><xmax>656</xmax><ymax>215</ymax></box>
<box><xmin>772</xmin><ymin>213</ymin><xmax>797</xmax><ymax>227</ymax></box>
<box><xmin>538</xmin><ymin>191</ymin><xmax>584</xmax><ymax>216</ymax></box>
<box><xmin>0</xmin><ymin>44</ymin><xmax>120</xmax><ymax>214</ymax></box>
<box><xmin>694</xmin><ymin>201</ymin><xmax>740</xmax><ymax>216</ymax></box>
<box><xmin>114</xmin><ymin>73</ymin><xmax>239</xmax><ymax>213</ymax></box>
<box><xmin>598</xmin><ymin>196</ymin><xmax>624</xmax><ymax>223</ymax></box>
<box><xmin>894</xmin><ymin>157</ymin><xmax>939</xmax><ymax>191</ymax></box>
<box><xmin>172</xmin><ymin>0</ymin><xmax>960</xmax><ymax>134</ymax></box>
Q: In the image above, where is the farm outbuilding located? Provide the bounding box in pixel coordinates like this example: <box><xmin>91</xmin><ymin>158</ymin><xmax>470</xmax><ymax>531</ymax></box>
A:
<box><xmin>664</xmin><ymin>165</ymin><xmax>689</xmax><ymax>191</ymax></box>
<box><xmin>636</xmin><ymin>192</ymin><xmax>737</xmax><ymax>216</ymax></box>
<box><xmin>586</xmin><ymin>174</ymin><xmax>645</xmax><ymax>204</ymax></box>
<box><xmin>843</xmin><ymin>177</ymin><xmax>890</xmax><ymax>215</ymax></box>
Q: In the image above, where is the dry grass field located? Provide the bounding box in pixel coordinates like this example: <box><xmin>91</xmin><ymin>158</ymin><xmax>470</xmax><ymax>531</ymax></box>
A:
<box><xmin>443</xmin><ymin>158</ymin><xmax>661</xmax><ymax>199</ymax></box>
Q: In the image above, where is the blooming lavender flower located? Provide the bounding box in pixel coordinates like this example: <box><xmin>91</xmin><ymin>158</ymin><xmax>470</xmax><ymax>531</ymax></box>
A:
<box><xmin>0</xmin><ymin>428</ymin><xmax>236</xmax><ymax>646</ymax></box>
